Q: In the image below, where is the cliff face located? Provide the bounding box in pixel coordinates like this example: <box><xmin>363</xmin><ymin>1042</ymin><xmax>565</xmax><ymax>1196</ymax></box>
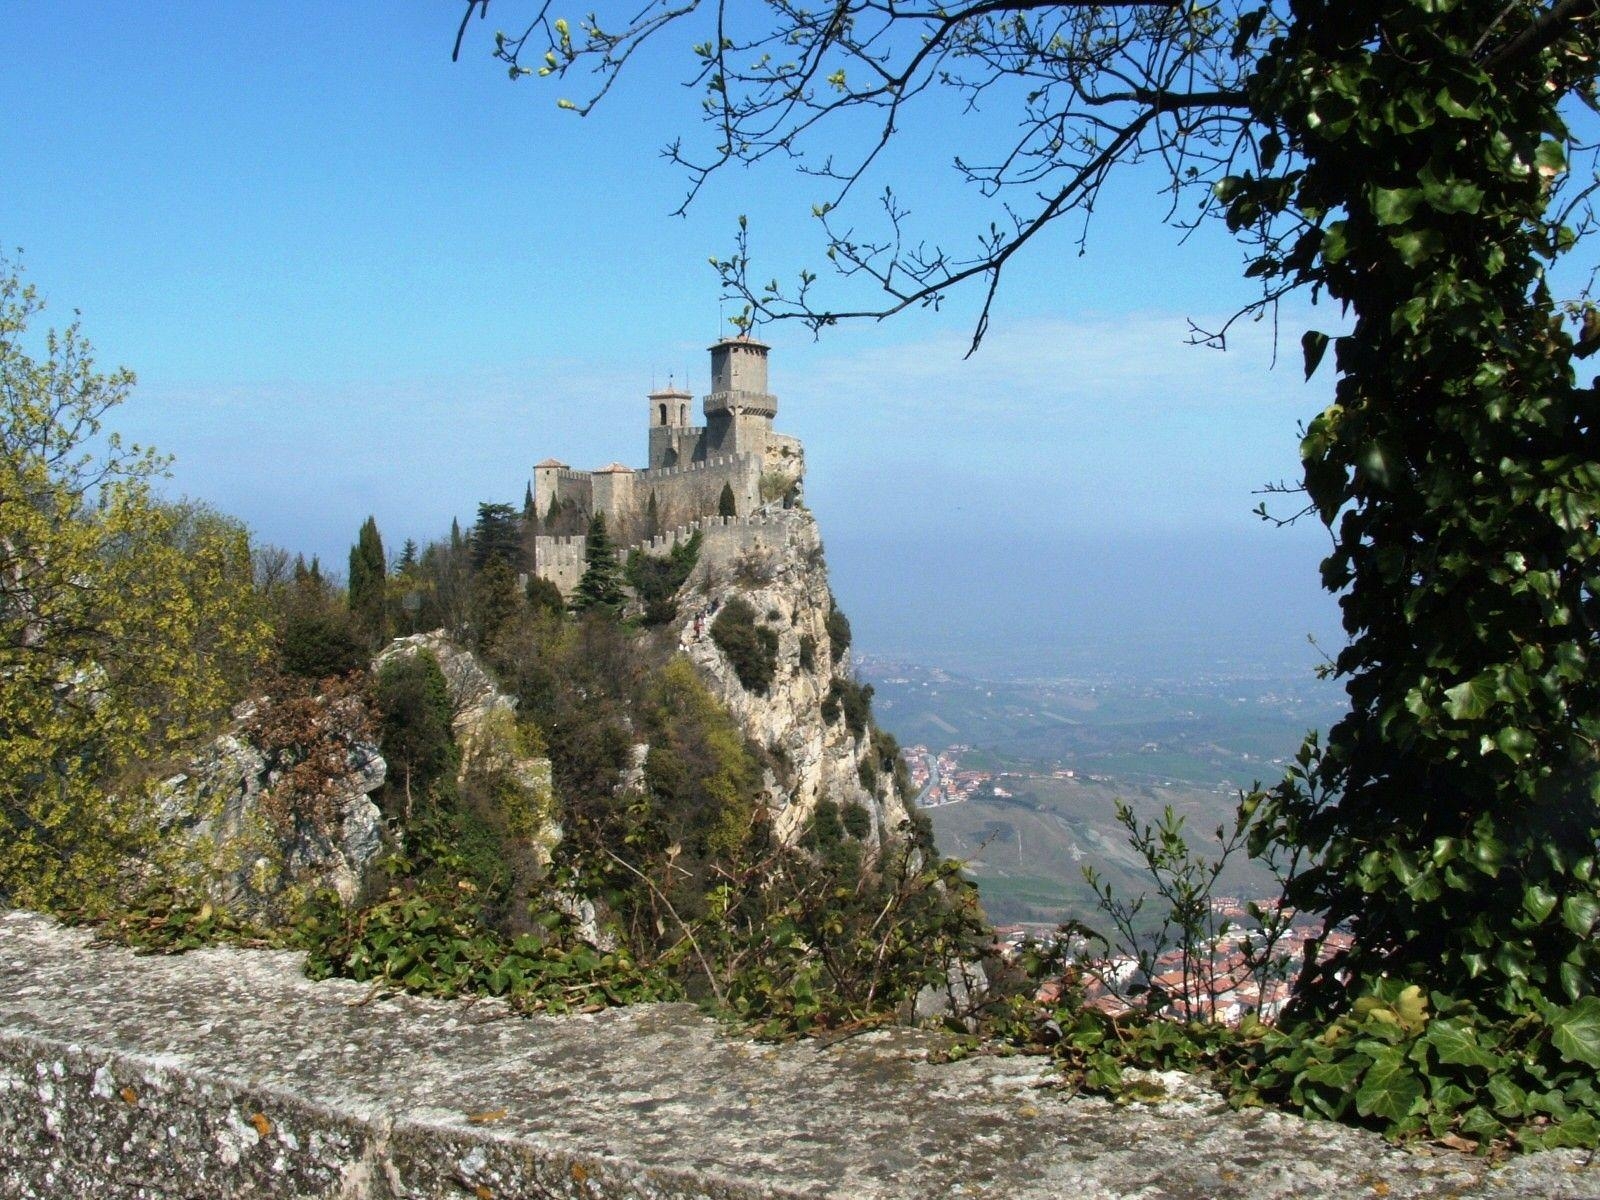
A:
<box><xmin>672</xmin><ymin>507</ymin><xmax>910</xmax><ymax>848</ymax></box>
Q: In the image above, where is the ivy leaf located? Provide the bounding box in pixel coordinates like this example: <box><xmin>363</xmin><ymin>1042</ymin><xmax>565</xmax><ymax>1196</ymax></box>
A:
<box><xmin>1550</xmin><ymin>997</ymin><xmax>1600</xmax><ymax>1068</ymax></box>
<box><xmin>1302</xmin><ymin>330</ymin><xmax>1330</xmax><ymax>380</ymax></box>
<box><xmin>1354</xmin><ymin>1049</ymin><xmax>1425</xmax><ymax>1122</ymax></box>
<box><xmin>1425</xmin><ymin>1018</ymin><xmax>1499</xmax><ymax>1070</ymax></box>
<box><xmin>1444</xmin><ymin>674</ymin><xmax>1496</xmax><ymax>720</ymax></box>
<box><xmin>1372</xmin><ymin>186</ymin><xmax>1423</xmax><ymax>225</ymax></box>
<box><xmin>1562</xmin><ymin>893</ymin><xmax>1600</xmax><ymax>938</ymax></box>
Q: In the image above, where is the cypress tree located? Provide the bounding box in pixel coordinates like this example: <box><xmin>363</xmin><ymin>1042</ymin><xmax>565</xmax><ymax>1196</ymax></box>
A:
<box><xmin>572</xmin><ymin>512</ymin><xmax>626</xmax><ymax>614</ymax></box>
<box><xmin>348</xmin><ymin>515</ymin><xmax>387</xmax><ymax>646</ymax></box>
<box><xmin>645</xmin><ymin>490</ymin><xmax>661</xmax><ymax>539</ymax></box>
<box><xmin>717</xmin><ymin>482</ymin><xmax>737</xmax><ymax>518</ymax></box>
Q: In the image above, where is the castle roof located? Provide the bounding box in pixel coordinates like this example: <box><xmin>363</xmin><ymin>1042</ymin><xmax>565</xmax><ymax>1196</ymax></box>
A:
<box><xmin>649</xmin><ymin>384</ymin><xmax>693</xmax><ymax>398</ymax></box>
<box><xmin>594</xmin><ymin>462</ymin><xmax>636</xmax><ymax>474</ymax></box>
<box><xmin>709</xmin><ymin>334</ymin><xmax>769</xmax><ymax>351</ymax></box>
<box><xmin>534</xmin><ymin>457</ymin><xmax>569</xmax><ymax>469</ymax></box>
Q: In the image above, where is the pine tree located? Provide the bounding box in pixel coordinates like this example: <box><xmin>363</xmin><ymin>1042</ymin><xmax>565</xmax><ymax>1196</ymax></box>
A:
<box><xmin>471</xmin><ymin>501</ymin><xmax>522</xmax><ymax>571</ymax></box>
<box><xmin>397</xmin><ymin>538</ymin><xmax>419</xmax><ymax>572</ymax></box>
<box><xmin>523</xmin><ymin>483</ymin><xmax>540</xmax><ymax>534</ymax></box>
<box><xmin>347</xmin><ymin>515</ymin><xmax>387</xmax><ymax>646</ymax></box>
<box><xmin>717</xmin><ymin>482</ymin><xmax>737</xmax><ymax>518</ymax></box>
<box><xmin>572</xmin><ymin>512</ymin><xmax>626</xmax><ymax>614</ymax></box>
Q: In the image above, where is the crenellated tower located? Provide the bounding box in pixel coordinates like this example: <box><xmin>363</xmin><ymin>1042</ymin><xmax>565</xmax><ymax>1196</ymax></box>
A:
<box><xmin>704</xmin><ymin>336</ymin><xmax>777</xmax><ymax>460</ymax></box>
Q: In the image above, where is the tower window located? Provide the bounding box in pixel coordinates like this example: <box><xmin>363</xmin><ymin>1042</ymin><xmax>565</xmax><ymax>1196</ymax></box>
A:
<box><xmin>659</xmin><ymin>403</ymin><xmax>667</xmax><ymax>425</ymax></box>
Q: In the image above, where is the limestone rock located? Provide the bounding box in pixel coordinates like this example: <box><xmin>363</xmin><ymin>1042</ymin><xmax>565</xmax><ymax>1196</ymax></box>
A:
<box><xmin>374</xmin><ymin>631</ymin><xmax>560</xmax><ymax>868</ymax></box>
<box><xmin>676</xmin><ymin>507</ymin><xmax>910</xmax><ymax>848</ymax></box>
<box><xmin>153</xmin><ymin>700</ymin><xmax>387</xmax><ymax>923</ymax></box>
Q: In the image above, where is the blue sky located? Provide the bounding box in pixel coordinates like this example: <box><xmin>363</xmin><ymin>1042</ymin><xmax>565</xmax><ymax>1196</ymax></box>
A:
<box><xmin>3</xmin><ymin>2</ymin><xmax>1347</xmax><ymax>679</ymax></box>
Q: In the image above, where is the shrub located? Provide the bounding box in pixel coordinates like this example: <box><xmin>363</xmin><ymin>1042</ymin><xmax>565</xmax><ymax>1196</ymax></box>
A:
<box><xmin>841</xmin><ymin>802</ymin><xmax>872</xmax><ymax>840</ymax></box>
<box><xmin>825</xmin><ymin>601</ymin><xmax>851</xmax><ymax>663</ymax></box>
<box><xmin>524</xmin><ymin>573</ymin><xmax>566</xmax><ymax>617</ymax></box>
<box><xmin>279</xmin><ymin>614</ymin><xmax>367</xmax><ymax>679</ymax></box>
<box><xmin>797</xmin><ymin>633</ymin><xmax>817</xmax><ymax>673</ymax></box>
<box><xmin>711</xmin><ymin>598</ymin><xmax>779</xmax><ymax>694</ymax></box>
<box><xmin>625</xmin><ymin>531</ymin><xmax>701</xmax><ymax>625</ymax></box>
<box><xmin>822</xmin><ymin>677</ymin><xmax>873</xmax><ymax>737</ymax></box>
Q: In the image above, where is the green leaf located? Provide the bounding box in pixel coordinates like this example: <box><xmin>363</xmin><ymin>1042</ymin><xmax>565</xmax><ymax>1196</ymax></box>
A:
<box><xmin>1444</xmin><ymin>674</ymin><xmax>1496</xmax><ymax>720</ymax></box>
<box><xmin>1424</xmin><ymin>1018</ymin><xmax>1499</xmax><ymax>1070</ymax></box>
<box><xmin>1372</xmin><ymin>186</ymin><xmax>1423</xmax><ymax>225</ymax></box>
<box><xmin>1522</xmin><ymin>884</ymin><xmax>1558</xmax><ymax>924</ymax></box>
<box><xmin>1301</xmin><ymin>330</ymin><xmax>1330</xmax><ymax>380</ymax></box>
<box><xmin>1550</xmin><ymin>997</ymin><xmax>1600</xmax><ymax>1069</ymax></box>
<box><xmin>1562</xmin><ymin>894</ymin><xmax>1600</xmax><ymax>938</ymax></box>
<box><xmin>1354</xmin><ymin>1049</ymin><xmax>1425</xmax><ymax>1123</ymax></box>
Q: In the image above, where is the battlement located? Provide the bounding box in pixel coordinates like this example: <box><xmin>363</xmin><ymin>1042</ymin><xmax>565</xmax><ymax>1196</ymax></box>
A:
<box><xmin>639</xmin><ymin>452</ymin><xmax>758</xmax><ymax>483</ymax></box>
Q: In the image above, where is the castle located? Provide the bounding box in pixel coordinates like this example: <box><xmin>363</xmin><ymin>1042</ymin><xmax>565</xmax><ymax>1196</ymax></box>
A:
<box><xmin>530</xmin><ymin>336</ymin><xmax>807</xmax><ymax>596</ymax></box>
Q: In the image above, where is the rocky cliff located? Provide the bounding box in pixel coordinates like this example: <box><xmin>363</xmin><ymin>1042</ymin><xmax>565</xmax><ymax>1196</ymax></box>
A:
<box><xmin>672</xmin><ymin>506</ymin><xmax>911</xmax><ymax>849</ymax></box>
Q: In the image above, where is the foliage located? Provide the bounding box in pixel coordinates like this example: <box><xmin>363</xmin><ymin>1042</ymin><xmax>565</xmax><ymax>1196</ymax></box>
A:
<box><xmin>710</xmin><ymin>596</ymin><xmax>779</xmax><ymax>693</ymax></box>
<box><xmin>821</xmin><ymin>677</ymin><xmax>873</xmax><ymax>739</ymax></box>
<box><xmin>374</xmin><ymin>650</ymin><xmax>458</xmax><ymax>816</ymax></box>
<box><xmin>797</xmin><ymin>632</ymin><xmax>817</xmax><ymax>673</ymax></box>
<box><xmin>471</xmin><ymin>500</ymin><xmax>523</xmax><ymax>571</ymax></box>
<box><xmin>824</xmin><ymin>600</ymin><xmax>851</xmax><ymax>664</ymax></box>
<box><xmin>625</xmin><ymin>529</ymin><xmax>701</xmax><ymax>624</ymax></box>
<box><xmin>246</xmin><ymin>672</ymin><xmax>379</xmax><ymax>840</ymax></box>
<box><xmin>1228</xmin><ymin>3</ymin><xmax>1600</xmax><ymax>1036</ymax></box>
<box><xmin>717</xmin><ymin>480</ymin><xmax>737</xmax><ymax>518</ymax></box>
<box><xmin>524</xmin><ymin>572</ymin><xmax>565</xmax><ymax>615</ymax></box>
<box><xmin>0</xmin><ymin>263</ymin><xmax>269</xmax><ymax>909</ymax></box>
<box><xmin>347</xmin><ymin>515</ymin><xmax>387</xmax><ymax>647</ymax></box>
<box><xmin>571</xmin><ymin>512</ymin><xmax>625</xmax><ymax>614</ymax></box>
<box><xmin>278</xmin><ymin>613</ymin><xmax>367</xmax><ymax>679</ymax></box>
<box><xmin>297</xmin><ymin>812</ymin><xmax>676</xmax><ymax>1014</ymax></box>
<box><xmin>470</xmin><ymin>555</ymin><xmax>522</xmax><ymax>650</ymax></box>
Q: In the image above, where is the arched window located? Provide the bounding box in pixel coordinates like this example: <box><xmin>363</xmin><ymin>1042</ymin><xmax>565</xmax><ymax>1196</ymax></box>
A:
<box><xmin>680</xmin><ymin>404</ymin><xmax>687</xmax><ymax>424</ymax></box>
<box><xmin>659</xmin><ymin>403</ymin><xmax>667</xmax><ymax>425</ymax></box>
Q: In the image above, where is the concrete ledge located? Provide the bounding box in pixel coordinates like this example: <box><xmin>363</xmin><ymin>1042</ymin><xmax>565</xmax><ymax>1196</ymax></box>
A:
<box><xmin>1</xmin><ymin>911</ymin><xmax>1595</xmax><ymax>1199</ymax></box>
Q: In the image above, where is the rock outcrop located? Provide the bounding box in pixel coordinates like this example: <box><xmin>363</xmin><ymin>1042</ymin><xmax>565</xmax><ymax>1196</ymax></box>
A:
<box><xmin>675</xmin><ymin>506</ymin><xmax>910</xmax><ymax>847</ymax></box>
<box><xmin>153</xmin><ymin>693</ymin><xmax>386</xmax><ymax>922</ymax></box>
<box><xmin>375</xmin><ymin>631</ymin><xmax>560</xmax><ymax>869</ymax></box>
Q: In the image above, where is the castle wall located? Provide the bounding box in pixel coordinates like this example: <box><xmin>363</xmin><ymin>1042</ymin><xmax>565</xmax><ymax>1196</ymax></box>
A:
<box><xmin>648</xmin><ymin>426</ymin><xmax>707</xmax><ymax>470</ymax></box>
<box><xmin>536</xmin><ymin>468</ymin><xmax>592</xmax><ymax>517</ymax></box>
<box><xmin>638</xmin><ymin>453</ymin><xmax>760</xmax><ymax>526</ymax></box>
<box><xmin>532</xmin><ymin>534</ymin><xmax>588</xmax><ymax>598</ymax></box>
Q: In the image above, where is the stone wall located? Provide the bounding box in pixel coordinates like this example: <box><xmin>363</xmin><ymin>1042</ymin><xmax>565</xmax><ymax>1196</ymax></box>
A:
<box><xmin>1</xmin><ymin>909</ymin><xmax>1588</xmax><ymax>1199</ymax></box>
<box><xmin>532</xmin><ymin>534</ymin><xmax>587</xmax><ymax>598</ymax></box>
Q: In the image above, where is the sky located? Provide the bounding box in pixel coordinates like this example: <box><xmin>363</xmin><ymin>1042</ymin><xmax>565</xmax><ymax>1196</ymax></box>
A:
<box><xmin>2</xmin><ymin>2</ymin><xmax>1349</xmax><ymax>681</ymax></box>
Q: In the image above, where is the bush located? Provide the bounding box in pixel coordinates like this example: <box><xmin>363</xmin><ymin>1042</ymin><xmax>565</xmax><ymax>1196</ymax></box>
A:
<box><xmin>525</xmin><ymin>573</ymin><xmax>566</xmax><ymax>617</ymax></box>
<box><xmin>841</xmin><ymin>802</ymin><xmax>872</xmax><ymax>840</ymax></box>
<box><xmin>797</xmin><ymin>633</ymin><xmax>817</xmax><ymax>673</ymax></box>
<box><xmin>825</xmin><ymin>601</ymin><xmax>851</xmax><ymax>663</ymax></box>
<box><xmin>625</xmin><ymin>531</ymin><xmax>701</xmax><ymax>625</ymax></box>
<box><xmin>374</xmin><ymin>650</ymin><xmax>458</xmax><ymax>815</ymax></box>
<box><xmin>711</xmin><ymin>598</ymin><xmax>779</xmax><ymax>694</ymax></box>
<box><xmin>279</xmin><ymin>614</ymin><xmax>367</xmax><ymax>679</ymax></box>
<box><xmin>822</xmin><ymin>677</ymin><xmax>873</xmax><ymax>737</ymax></box>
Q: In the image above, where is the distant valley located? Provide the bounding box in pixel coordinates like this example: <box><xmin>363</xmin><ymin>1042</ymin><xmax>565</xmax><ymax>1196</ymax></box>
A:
<box><xmin>859</xmin><ymin>656</ymin><xmax>1345</xmax><ymax>930</ymax></box>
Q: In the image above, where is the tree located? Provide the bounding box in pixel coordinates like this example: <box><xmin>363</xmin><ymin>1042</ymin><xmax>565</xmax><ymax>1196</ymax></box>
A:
<box><xmin>717</xmin><ymin>481</ymin><xmax>737</xmax><ymax>518</ymax></box>
<box><xmin>471</xmin><ymin>500</ymin><xmax>523</xmax><ymax>571</ymax></box>
<box><xmin>348</xmin><ymin>514</ymin><xmax>387</xmax><ymax>646</ymax></box>
<box><xmin>644</xmin><ymin>489</ymin><xmax>661</xmax><ymax>539</ymax></box>
<box><xmin>0</xmin><ymin>262</ymin><xmax>269</xmax><ymax>908</ymax></box>
<box><xmin>375</xmin><ymin>649</ymin><xmax>458</xmax><ymax>820</ymax></box>
<box><xmin>572</xmin><ymin>512</ymin><xmax>626</xmax><ymax>613</ymax></box>
<box><xmin>456</xmin><ymin>0</ymin><xmax>1600</xmax><ymax>1124</ymax></box>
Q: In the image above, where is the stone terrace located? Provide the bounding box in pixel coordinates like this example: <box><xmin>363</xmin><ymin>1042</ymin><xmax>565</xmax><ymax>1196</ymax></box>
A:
<box><xmin>1</xmin><ymin>910</ymin><xmax>1595</xmax><ymax>1199</ymax></box>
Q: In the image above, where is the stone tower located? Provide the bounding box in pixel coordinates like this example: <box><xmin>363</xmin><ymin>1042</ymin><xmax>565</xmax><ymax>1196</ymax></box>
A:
<box><xmin>705</xmin><ymin>336</ymin><xmax>777</xmax><ymax>459</ymax></box>
<box><xmin>647</xmin><ymin>382</ymin><xmax>695</xmax><ymax>470</ymax></box>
